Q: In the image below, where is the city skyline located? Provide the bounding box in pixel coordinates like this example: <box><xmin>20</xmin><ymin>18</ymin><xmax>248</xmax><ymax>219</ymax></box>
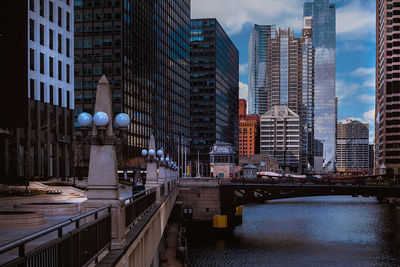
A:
<box><xmin>192</xmin><ymin>0</ymin><xmax>375</xmax><ymax>144</ymax></box>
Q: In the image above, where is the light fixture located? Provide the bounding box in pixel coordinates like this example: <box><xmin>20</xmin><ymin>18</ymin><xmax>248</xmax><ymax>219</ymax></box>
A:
<box><xmin>93</xmin><ymin>111</ymin><xmax>109</xmax><ymax>127</ymax></box>
<box><xmin>115</xmin><ymin>113</ymin><xmax>130</xmax><ymax>128</ymax></box>
<box><xmin>148</xmin><ymin>149</ymin><xmax>155</xmax><ymax>157</ymax></box>
<box><xmin>157</xmin><ymin>149</ymin><xmax>164</xmax><ymax>157</ymax></box>
<box><xmin>141</xmin><ymin>149</ymin><xmax>148</xmax><ymax>157</ymax></box>
<box><xmin>77</xmin><ymin>112</ymin><xmax>92</xmax><ymax>127</ymax></box>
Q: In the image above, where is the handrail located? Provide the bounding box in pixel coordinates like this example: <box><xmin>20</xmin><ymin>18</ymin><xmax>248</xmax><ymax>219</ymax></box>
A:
<box><xmin>0</xmin><ymin>204</ymin><xmax>111</xmax><ymax>255</ymax></box>
<box><xmin>121</xmin><ymin>187</ymin><xmax>157</xmax><ymax>202</ymax></box>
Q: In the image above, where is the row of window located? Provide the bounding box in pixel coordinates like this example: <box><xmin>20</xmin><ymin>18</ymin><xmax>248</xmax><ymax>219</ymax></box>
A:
<box><xmin>29</xmin><ymin>19</ymin><xmax>71</xmax><ymax>57</ymax></box>
<box><xmin>30</xmin><ymin>0</ymin><xmax>70</xmax><ymax>30</ymax></box>
<box><xmin>29</xmin><ymin>49</ymin><xmax>71</xmax><ymax>83</ymax></box>
<box><xmin>30</xmin><ymin>78</ymin><xmax>71</xmax><ymax>108</ymax></box>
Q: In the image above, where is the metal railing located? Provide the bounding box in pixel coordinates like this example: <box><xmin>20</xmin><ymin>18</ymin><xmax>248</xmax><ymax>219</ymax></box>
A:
<box><xmin>124</xmin><ymin>188</ymin><xmax>157</xmax><ymax>229</ymax></box>
<box><xmin>0</xmin><ymin>205</ymin><xmax>111</xmax><ymax>267</ymax></box>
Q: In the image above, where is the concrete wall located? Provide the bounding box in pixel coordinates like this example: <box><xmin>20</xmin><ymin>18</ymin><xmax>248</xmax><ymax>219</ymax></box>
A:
<box><xmin>115</xmin><ymin>187</ymin><xmax>178</xmax><ymax>267</ymax></box>
<box><xmin>178</xmin><ymin>178</ymin><xmax>220</xmax><ymax>221</ymax></box>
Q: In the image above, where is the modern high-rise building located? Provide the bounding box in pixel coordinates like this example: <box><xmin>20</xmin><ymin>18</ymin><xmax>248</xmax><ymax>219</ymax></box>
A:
<box><xmin>260</xmin><ymin>106</ymin><xmax>301</xmax><ymax>173</ymax></box>
<box><xmin>376</xmin><ymin>0</ymin><xmax>400</xmax><ymax>176</ymax></box>
<box><xmin>248</xmin><ymin>24</ymin><xmax>276</xmax><ymax>115</ymax></box>
<box><xmin>74</xmin><ymin>0</ymin><xmax>191</xmax><ymax>169</ymax></box>
<box><xmin>336</xmin><ymin>121</ymin><xmax>370</xmax><ymax>174</ymax></box>
<box><xmin>304</xmin><ymin>0</ymin><xmax>336</xmax><ymax>171</ymax></box>
<box><xmin>0</xmin><ymin>0</ymin><xmax>74</xmax><ymax>181</ymax></box>
<box><xmin>248</xmin><ymin>26</ymin><xmax>314</xmax><ymax>172</ymax></box>
<box><xmin>190</xmin><ymin>18</ymin><xmax>239</xmax><ymax>175</ymax></box>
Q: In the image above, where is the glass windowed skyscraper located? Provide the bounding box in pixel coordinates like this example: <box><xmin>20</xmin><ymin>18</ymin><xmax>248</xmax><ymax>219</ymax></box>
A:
<box><xmin>190</xmin><ymin>18</ymin><xmax>239</xmax><ymax>175</ymax></box>
<box><xmin>74</xmin><ymin>0</ymin><xmax>191</xmax><ymax>168</ymax></box>
<box><xmin>248</xmin><ymin>24</ymin><xmax>276</xmax><ymax>115</ymax></box>
<box><xmin>303</xmin><ymin>0</ymin><xmax>336</xmax><ymax>170</ymax></box>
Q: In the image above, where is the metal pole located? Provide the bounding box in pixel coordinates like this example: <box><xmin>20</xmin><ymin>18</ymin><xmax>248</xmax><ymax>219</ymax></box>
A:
<box><xmin>184</xmin><ymin>138</ymin><xmax>187</xmax><ymax>177</ymax></box>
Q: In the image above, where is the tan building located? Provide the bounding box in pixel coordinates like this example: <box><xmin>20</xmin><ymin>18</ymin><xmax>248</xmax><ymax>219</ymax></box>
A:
<box><xmin>336</xmin><ymin>121</ymin><xmax>370</xmax><ymax>174</ymax></box>
<box><xmin>209</xmin><ymin>142</ymin><xmax>236</xmax><ymax>179</ymax></box>
<box><xmin>260</xmin><ymin>106</ymin><xmax>301</xmax><ymax>173</ymax></box>
<box><xmin>376</xmin><ymin>0</ymin><xmax>400</xmax><ymax>176</ymax></box>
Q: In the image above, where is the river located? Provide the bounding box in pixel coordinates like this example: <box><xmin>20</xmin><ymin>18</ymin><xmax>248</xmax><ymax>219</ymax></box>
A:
<box><xmin>186</xmin><ymin>196</ymin><xmax>400</xmax><ymax>267</ymax></box>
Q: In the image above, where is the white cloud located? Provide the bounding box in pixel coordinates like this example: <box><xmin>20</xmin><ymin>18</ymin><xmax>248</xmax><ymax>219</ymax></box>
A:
<box><xmin>191</xmin><ymin>0</ymin><xmax>304</xmax><ymax>34</ymax></box>
<box><xmin>350</xmin><ymin>67</ymin><xmax>375</xmax><ymax>77</ymax></box>
<box><xmin>239</xmin><ymin>81</ymin><xmax>248</xmax><ymax>101</ymax></box>
<box><xmin>363</xmin><ymin>108</ymin><xmax>375</xmax><ymax>143</ymax></box>
<box><xmin>340</xmin><ymin>42</ymin><xmax>369</xmax><ymax>52</ymax></box>
<box><xmin>336</xmin><ymin>0</ymin><xmax>375</xmax><ymax>41</ymax></box>
<box><xmin>239</xmin><ymin>63</ymin><xmax>248</xmax><ymax>75</ymax></box>
<box><xmin>336</xmin><ymin>79</ymin><xmax>360</xmax><ymax>105</ymax></box>
<box><xmin>357</xmin><ymin>94</ymin><xmax>375</xmax><ymax>104</ymax></box>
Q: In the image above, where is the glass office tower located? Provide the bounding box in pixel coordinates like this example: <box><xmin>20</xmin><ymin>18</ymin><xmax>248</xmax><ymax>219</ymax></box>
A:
<box><xmin>303</xmin><ymin>0</ymin><xmax>336</xmax><ymax>171</ymax></box>
<box><xmin>190</xmin><ymin>18</ymin><xmax>239</xmax><ymax>176</ymax></box>
<box><xmin>74</xmin><ymin>0</ymin><xmax>191</xmax><ymax>169</ymax></box>
<box><xmin>248</xmin><ymin>24</ymin><xmax>276</xmax><ymax>115</ymax></box>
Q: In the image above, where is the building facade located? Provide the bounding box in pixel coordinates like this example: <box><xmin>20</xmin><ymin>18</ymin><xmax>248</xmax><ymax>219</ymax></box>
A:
<box><xmin>190</xmin><ymin>18</ymin><xmax>239</xmax><ymax>175</ymax></box>
<box><xmin>248</xmin><ymin>24</ymin><xmax>276</xmax><ymax>115</ymax></box>
<box><xmin>74</xmin><ymin>0</ymin><xmax>191</xmax><ymax>170</ymax></box>
<box><xmin>376</xmin><ymin>0</ymin><xmax>400</xmax><ymax>176</ymax></box>
<box><xmin>238</xmin><ymin>99</ymin><xmax>260</xmax><ymax>157</ymax></box>
<box><xmin>336</xmin><ymin>121</ymin><xmax>370</xmax><ymax>174</ymax></box>
<box><xmin>0</xmin><ymin>0</ymin><xmax>74</xmax><ymax>181</ymax></box>
<box><xmin>260</xmin><ymin>106</ymin><xmax>301</xmax><ymax>173</ymax></box>
<box><xmin>304</xmin><ymin>0</ymin><xmax>336</xmax><ymax>171</ymax></box>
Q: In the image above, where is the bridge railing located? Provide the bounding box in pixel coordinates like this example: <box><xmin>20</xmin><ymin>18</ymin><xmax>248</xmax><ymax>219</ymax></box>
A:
<box><xmin>124</xmin><ymin>188</ymin><xmax>157</xmax><ymax>229</ymax></box>
<box><xmin>0</xmin><ymin>205</ymin><xmax>111</xmax><ymax>267</ymax></box>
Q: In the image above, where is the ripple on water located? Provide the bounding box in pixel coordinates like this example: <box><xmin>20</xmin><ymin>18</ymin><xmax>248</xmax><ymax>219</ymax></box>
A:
<box><xmin>187</xmin><ymin>196</ymin><xmax>400</xmax><ymax>267</ymax></box>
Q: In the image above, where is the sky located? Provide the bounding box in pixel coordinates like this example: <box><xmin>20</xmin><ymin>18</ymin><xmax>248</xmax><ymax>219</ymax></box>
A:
<box><xmin>191</xmin><ymin>0</ymin><xmax>376</xmax><ymax>143</ymax></box>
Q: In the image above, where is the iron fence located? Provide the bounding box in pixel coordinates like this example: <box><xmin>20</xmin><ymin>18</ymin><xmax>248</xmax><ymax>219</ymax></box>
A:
<box><xmin>124</xmin><ymin>188</ymin><xmax>157</xmax><ymax>228</ymax></box>
<box><xmin>0</xmin><ymin>205</ymin><xmax>111</xmax><ymax>267</ymax></box>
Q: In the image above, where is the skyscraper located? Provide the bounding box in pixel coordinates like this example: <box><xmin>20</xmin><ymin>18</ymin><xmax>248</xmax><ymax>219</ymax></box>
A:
<box><xmin>1</xmin><ymin>0</ymin><xmax>74</xmax><ymax>180</ymax></box>
<box><xmin>336</xmin><ymin>121</ymin><xmax>370</xmax><ymax>174</ymax></box>
<box><xmin>248</xmin><ymin>24</ymin><xmax>276</xmax><ymax>115</ymax></box>
<box><xmin>190</xmin><ymin>18</ymin><xmax>239</xmax><ymax>175</ymax></box>
<box><xmin>376</xmin><ymin>0</ymin><xmax>400</xmax><ymax>176</ymax></box>
<box><xmin>74</xmin><ymin>0</ymin><xmax>191</xmax><ymax>167</ymax></box>
<box><xmin>304</xmin><ymin>0</ymin><xmax>336</xmax><ymax>171</ymax></box>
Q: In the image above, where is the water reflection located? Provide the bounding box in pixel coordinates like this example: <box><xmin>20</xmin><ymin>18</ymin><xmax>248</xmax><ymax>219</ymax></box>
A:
<box><xmin>187</xmin><ymin>196</ymin><xmax>400</xmax><ymax>267</ymax></box>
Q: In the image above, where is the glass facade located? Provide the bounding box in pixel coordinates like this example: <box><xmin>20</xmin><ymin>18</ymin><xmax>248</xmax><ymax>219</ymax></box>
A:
<box><xmin>190</xmin><ymin>18</ymin><xmax>239</xmax><ymax>175</ymax></box>
<box><xmin>303</xmin><ymin>0</ymin><xmax>336</xmax><ymax>170</ymax></box>
<box><xmin>74</xmin><ymin>0</ymin><xmax>191</xmax><ymax>166</ymax></box>
<box><xmin>248</xmin><ymin>24</ymin><xmax>276</xmax><ymax>115</ymax></box>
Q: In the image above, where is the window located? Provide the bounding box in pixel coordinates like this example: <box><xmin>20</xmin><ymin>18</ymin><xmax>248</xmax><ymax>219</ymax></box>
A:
<box><xmin>30</xmin><ymin>0</ymin><xmax>34</xmax><ymax>11</ymax></box>
<box><xmin>50</xmin><ymin>85</ymin><xmax>54</xmax><ymax>104</ymax></box>
<box><xmin>49</xmin><ymin>57</ymin><xmax>53</xmax><ymax>77</ymax></box>
<box><xmin>66</xmin><ymin>38</ymin><xmax>70</xmax><ymax>57</ymax></box>
<box><xmin>30</xmin><ymin>19</ymin><xmax>34</xmax><ymax>41</ymax></box>
<box><xmin>58</xmin><ymin>61</ymin><xmax>62</xmax><ymax>80</ymax></box>
<box><xmin>67</xmin><ymin>91</ymin><xmax>70</xmax><ymax>109</ymax></box>
<box><xmin>58</xmin><ymin>7</ymin><xmax>62</xmax><ymax>27</ymax></box>
<box><xmin>49</xmin><ymin>1</ymin><xmax>53</xmax><ymax>21</ymax></box>
<box><xmin>30</xmin><ymin>49</ymin><xmax>34</xmax><ymax>70</ymax></box>
<box><xmin>40</xmin><ymin>24</ymin><xmax>44</xmax><ymax>45</ymax></box>
<box><xmin>66</xmin><ymin>0</ymin><xmax>70</xmax><ymax>6</ymax></box>
<box><xmin>40</xmin><ymin>82</ymin><xmax>44</xmax><ymax>101</ymax></box>
<box><xmin>58</xmin><ymin>88</ymin><xmax>62</xmax><ymax>106</ymax></box>
<box><xmin>58</xmin><ymin>34</ymin><xmax>62</xmax><ymax>53</ymax></box>
<box><xmin>49</xmin><ymin>29</ymin><xmax>53</xmax><ymax>49</ymax></box>
<box><xmin>66</xmin><ymin>64</ymin><xmax>70</xmax><ymax>83</ymax></box>
<box><xmin>40</xmin><ymin>0</ymin><xmax>44</xmax><ymax>17</ymax></box>
<box><xmin>30</xmin><ymin>79</ymin><xmax>35</xmax><ymax>99</ymax></box>
<box><xmin>40</xmin><ymin>53</ymin><xmax>44</xmax><ymax>74</ymax></box>
<box><xmin>66</xmin><ymin>12</ymin><xmax>70</xmax><ymax>31</ymax></box>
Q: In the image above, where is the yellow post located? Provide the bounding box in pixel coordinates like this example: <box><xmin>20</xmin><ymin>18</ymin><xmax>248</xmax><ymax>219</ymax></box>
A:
<box><xmin>235</xmin><ymin>206</ymin><xmax>243</xmax><ymax>216</ymax></box>
<box><xmin>213</xmin><ymin>215</ymin><xmax>227</xmax><ymax>228</ymax></box>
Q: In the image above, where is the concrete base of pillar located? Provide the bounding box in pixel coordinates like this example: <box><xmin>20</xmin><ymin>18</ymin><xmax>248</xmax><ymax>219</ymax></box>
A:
<box><xmin>82</xmin><ymin>199</ymin><xmax>126</xmax><ymax>250</ymax></box>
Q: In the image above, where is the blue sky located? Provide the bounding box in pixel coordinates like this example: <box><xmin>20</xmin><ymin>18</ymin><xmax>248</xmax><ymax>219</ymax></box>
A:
<box><xmin>192</xmin><ymin>0</ymin><xmax>375</xmax><ymax>142</ymax></box>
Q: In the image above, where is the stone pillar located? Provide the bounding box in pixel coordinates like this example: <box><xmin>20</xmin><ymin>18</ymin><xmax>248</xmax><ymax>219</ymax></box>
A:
<box><xmin>145</xmin><ymin>135</ymin><xmax>158</xmax><ymax>189</ymax></box>
<box><xmin>82</xmin><ymin>75</ymin><xmax>125</xmax><ymax>250</ymax></box>
<box><xmin>158</xmin><ymin>164</ymin><xmax>166</xmax><ymax>184</ymax></box>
